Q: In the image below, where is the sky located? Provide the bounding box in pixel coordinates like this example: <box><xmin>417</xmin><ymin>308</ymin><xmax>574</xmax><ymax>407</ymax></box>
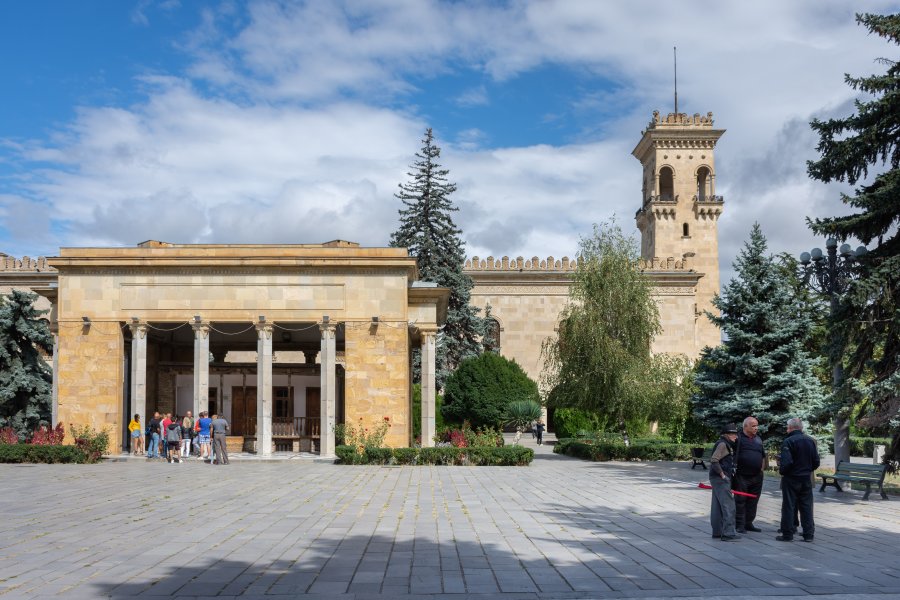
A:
<box><xmin>1</xmin><ymin>0</ymin><xmax>898</xmax><ymax>287</ymax></box>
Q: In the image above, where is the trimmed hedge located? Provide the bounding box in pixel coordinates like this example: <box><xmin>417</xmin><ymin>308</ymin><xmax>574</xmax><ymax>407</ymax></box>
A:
<box><xmin>553</xmin><ymin>438</ymin><xmax>696</xmax><ymax>462</ymax></box>
<box><xmin>0</xmin><ymin>444</ymin><xmax>89</xmax><ymax>464</ymax></box>
<box><xmin>335</xmin><ymin>445</ymin><xmax>534</xmax><ymax>466</ymax></box>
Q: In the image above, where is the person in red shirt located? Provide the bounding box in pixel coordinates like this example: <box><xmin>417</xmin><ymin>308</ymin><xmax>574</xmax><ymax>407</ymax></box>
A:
<box><xmin>160</xmin><ymin>413</ymin><xmax>173</xmax><ymax>460</ymax></box>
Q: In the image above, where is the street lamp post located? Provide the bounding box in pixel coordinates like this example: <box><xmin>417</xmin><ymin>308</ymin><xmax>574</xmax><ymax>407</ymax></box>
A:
<box><xmin>798</xmin><ymin>238</ymin><xmax>867</xmax><ymax>466</ymax></box>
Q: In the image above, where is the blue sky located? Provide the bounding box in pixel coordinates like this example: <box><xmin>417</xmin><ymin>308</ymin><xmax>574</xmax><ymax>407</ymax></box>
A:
<box><xmin>2</xmin><ymin>0</ymin><xmax>898</xmax><ymax>285</ymax></box>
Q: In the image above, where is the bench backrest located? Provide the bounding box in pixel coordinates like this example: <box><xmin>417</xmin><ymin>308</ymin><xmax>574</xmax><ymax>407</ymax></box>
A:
<box><xmin>834</xmin><ymin>461</ymin><xmax>887</xmax><ymax>482</ymax></box>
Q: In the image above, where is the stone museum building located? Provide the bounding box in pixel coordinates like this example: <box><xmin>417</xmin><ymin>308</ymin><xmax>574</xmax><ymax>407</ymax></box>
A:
<box><xmin>1</xmin><ymin>109</ymin><xmax>725</xmax><ymax>456</ymax></box>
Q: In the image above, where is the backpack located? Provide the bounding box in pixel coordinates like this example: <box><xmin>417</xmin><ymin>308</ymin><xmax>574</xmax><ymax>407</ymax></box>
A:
<box><xmin>166</xmin><ymin>422</ymin><xmax>181</xmax><ymax>443</ymax></box>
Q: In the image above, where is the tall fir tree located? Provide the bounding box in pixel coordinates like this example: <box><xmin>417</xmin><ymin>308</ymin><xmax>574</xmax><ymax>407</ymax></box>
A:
<box><xmin>806</xmin><ymin>13</ymin><xmax>900</xmax><ymax>469</ymax></box>
<box><xmin>692</xmin><ymin>224</ymin><xmax>824</xmax><ymax>448</ymax></box>
<box><xmin>390</xmin><ymin>128</ymin><xmax>485</xmax><ymax>388</ymax></box>
<box><xmin>0</xmin><ymin>290</ymin><xmax>54</xmax><ymax>440</ymax></box>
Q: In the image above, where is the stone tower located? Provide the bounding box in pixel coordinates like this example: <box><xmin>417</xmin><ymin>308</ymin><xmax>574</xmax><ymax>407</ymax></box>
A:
<box><xmin>633</xmin><ymin>110</ymin><xmax>724</xmax><ymax>350</ymax></box>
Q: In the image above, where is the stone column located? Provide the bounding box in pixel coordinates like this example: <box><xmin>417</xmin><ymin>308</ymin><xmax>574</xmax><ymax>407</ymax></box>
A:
<box><xmin>420</xmin><ymin>328</ymin><xmax>438</xmax><ymax>448</ymax></box>
<box><xmin>51</xmin><ymin>333</ymin><xmax>59</xmax><ymax>427</ymax></box>
<box><xmin>256</xmin><ymin>321</ymin><xmax>273</xmax><ymax>457</ymax></box>
<box><xmin>319</xmin><ymin>320</ymin><xmax>337</xmax><ymax>458</ymax></box>
<box><xmin>192</xmin><ymin>322</ymin><xmax>210</xmax><ymax>416</ymax></box>
<box><xmin>128</xmin><ymin>323</ymin><xmax>148</xmax><ymax>426</ymax></box>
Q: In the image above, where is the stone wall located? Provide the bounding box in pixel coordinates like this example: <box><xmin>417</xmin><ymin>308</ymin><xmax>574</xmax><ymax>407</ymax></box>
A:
<box><xmin>56</xmin><ymin>321</ymin><xmax>124</xmax><ymax>450</ymax></box>
<box><xmin>343</xmin><ymin>322</ymin><xmax>410</xmax><ymax>448</ymax></box>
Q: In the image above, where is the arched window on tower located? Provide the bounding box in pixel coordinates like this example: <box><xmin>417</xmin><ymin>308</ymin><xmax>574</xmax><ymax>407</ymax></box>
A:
<box><xmin>484</xmin><ymin>318</ymin><xmax>501</xmax><ymax>353</ymax></box>
<box><xmin>696</xmin><ymin>166</ymin><xmax>711</xmax><ymax>201</ymax></box>
<box><xmin>659</xmin><ymin>167</ymin><xmax>674</xmax><ymax>201</ymax></box>
<box><xmin>683</xmin><ymin>223</ymin><xmax>690</xmax><ymax>237</ymax></box>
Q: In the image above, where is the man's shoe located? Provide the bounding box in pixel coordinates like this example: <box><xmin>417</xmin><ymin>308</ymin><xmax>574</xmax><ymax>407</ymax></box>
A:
<box><xmin>802</xmin><ymin>536</ymin><xmax>814</xmax><ymax>542</ymax></box>
<box><xmin>775</xmin><ymin>535</ymin><xmax>793</xmax><ymax>541</ymax></box>
<box><xmin>736</xmin><ymin>528</ymin><xmax>746</xmax><ymax>534</ymax></box>
<box><xmin>745</xmin><ymin>525</ymin><xmax>762</xmax><ymax>532</ymax></box>
<box><xmin>720</xmin><ymin>535</ymin><xmax>740</xmax><ymax>541</ymax></box>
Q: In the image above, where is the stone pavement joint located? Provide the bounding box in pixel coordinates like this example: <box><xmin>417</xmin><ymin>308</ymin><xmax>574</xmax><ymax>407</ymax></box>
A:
<box><xmin>1</xmin><ymin>433</ymin><xmax>898</xmax><ymax>599</ymax></box>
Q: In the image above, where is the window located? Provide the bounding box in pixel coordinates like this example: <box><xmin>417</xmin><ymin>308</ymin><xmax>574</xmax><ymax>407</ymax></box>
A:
<box><xmin>683</xmin><ymin>223</ymin><xmax>690</xmax><ymax>237</ymax></box>
<box><xmin>659</xmin><ymin>167</ymin><xmax>674</xmax><ymax>201</ymax></box>
<box><xmin>697</xmin><ymin>166</ymin><xmax>711</xmax><ymax>200</ymax></box>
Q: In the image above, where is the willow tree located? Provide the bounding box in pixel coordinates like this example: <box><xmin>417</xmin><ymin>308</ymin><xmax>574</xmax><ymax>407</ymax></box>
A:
<box><xmin>542</xmin><ymin>220</ymin><xmax>689</xmax><ymax>442</ymax></box>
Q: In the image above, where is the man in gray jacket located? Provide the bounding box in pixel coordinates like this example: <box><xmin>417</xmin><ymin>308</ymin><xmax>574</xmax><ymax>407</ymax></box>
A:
<box><xmin>210</xmin><ymin>413</ymin><xmax>230</xmax><ymax>465</ymax></box>
<box><xmin>709</xmin><ymin>424</ymin><xmax>740</xmax><ymax>541</ymax></box>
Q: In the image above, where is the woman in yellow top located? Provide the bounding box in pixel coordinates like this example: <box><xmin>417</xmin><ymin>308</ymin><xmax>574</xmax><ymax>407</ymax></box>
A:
<box><xmin>128</xmin><ymin>414</ymin><xmax>144</xmax><ymax>456</ymax></box>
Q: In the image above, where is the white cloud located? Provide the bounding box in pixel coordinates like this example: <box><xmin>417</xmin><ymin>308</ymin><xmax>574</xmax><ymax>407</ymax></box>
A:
<box><xmin>3</xmin><ymin>0</ymin><xmax>898</xmax><ymax>290</ymax></box>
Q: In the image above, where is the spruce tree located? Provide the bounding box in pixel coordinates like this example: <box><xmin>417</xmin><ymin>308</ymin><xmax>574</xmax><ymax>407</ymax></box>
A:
<box><xmin>0</xmin><ymin>290</ymin><xmax>54</xmax><ymax>440</ymax></box>
<box><xmin>692</xmin><ymin>224</ymin><xmax>824</xmax><ymax>447</ymax></box>
<box><xmin>806</xmin><ymin>13</ymin><xmax>900</xmax><ymax>469</ymax></box>
<box><xmin>390</xmin><ymin>128</ymin><xmax>485</xmax><ymax>388</ymax></box>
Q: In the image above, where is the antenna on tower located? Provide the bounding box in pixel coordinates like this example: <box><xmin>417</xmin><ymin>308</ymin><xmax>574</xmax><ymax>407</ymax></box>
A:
<box><xmin>673</xmin><ymin>46</ymin><xmax>678</xmax><ymax>115</ymax></box>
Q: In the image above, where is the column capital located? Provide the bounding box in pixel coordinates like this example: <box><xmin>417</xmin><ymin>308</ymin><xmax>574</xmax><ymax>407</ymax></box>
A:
<box><xmin>192</xmin><ymin>322</ymin><xmax>210</xmax><ymax>339</ymax></box>
<box><xmin>416</xmin><ymin>326</ymin><xmax>440</xmax><ymax>340</ymax></box>
<box><xmin>319</xmin><ymin>321</ymin><xmax>337</xmax><ymax>335</ymax></box>
<box><xmin>255</xmin><ymin>323</ymin><xmax>273</xmax><ymax>340</ymax></box>
<box><xmin>128</xmin><ymin>322</ymin><xmax>148</xmax><ymax>339</ymax></box>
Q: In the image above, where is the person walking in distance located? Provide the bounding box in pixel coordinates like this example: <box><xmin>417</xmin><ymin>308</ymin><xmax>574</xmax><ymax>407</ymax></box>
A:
<box><xmin>709</xmin><ymin>424</ymin><xmax>740</xmax><ymax>541</ymax></box>
<box><xmin>734</xmin><ymin>417</ymin><xmax>766</xmax><ymax>533</ymax></box>
<box><xmin>777</xmin><ymin>417</ymin><xmax>820</xmax><ymax>542</ymax></box>
<box><xmin>210</xmin><ymin>413</ymin><xmax>230</xmax><ymax>465</ymax></box>
<box><xmin>534</xmin><ymin>421</ymin><xmax>545</xmax><ymax>446</ymax></box>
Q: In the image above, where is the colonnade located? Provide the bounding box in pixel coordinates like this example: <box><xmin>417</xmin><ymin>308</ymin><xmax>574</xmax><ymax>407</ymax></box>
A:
<box><xmin>127</xmin><ymin>319</ymin><xmax>437</xmax><ymax>457</ymax></box>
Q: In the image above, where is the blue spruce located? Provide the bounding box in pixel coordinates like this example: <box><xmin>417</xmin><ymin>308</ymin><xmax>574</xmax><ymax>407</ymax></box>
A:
<box><xmin>692</xmin><ymin>224</ymin><xmax>824</xmax><ymax>447</ymax></box>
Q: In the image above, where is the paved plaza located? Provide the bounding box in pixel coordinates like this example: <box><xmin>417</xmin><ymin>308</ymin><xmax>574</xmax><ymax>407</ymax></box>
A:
<box><xmin>1</xmin><ymin>438</ymin><xmax>898</xmax><ymax>600</ymax></box>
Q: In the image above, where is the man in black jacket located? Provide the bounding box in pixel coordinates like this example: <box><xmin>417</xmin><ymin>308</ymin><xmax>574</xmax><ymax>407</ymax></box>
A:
<box><xmin>777</xmin><ymin>418</ymin><xmax>820</xmax><ymax>542</ymax></box>
<box><xmin>734</xmin><ymin>417</ymin><xmax>765</xmax><ymax>533</ymax></box>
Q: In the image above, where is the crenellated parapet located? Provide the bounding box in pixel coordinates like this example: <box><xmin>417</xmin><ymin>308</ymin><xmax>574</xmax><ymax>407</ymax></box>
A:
<box><xmin>638</xmin><ymin>255</ymin><xmax>694</xmax><ymax>271</ymax></box>
<box><xmin>464</xmin><ymin>256</ymin><xmax>581</xmax><ymax>271</ymax></box>
<box><xmin>649</xmin><ymin>110</ymin><xmax>715</xmax><ymax>129</ymax></box>
<box><xmin>464</xmin><ymin>254</ymin><xmax>694</xmax><ymax>272</ymax></box>
<box><xmin>0</xmin><ymin>255</ymin><xmax>56</xmax><ymax>272</ymax></box>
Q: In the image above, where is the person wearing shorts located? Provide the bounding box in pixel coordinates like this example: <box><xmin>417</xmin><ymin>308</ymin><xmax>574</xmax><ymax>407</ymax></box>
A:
<box><xmin>128</xmin><ymin>414</ymin><xmax>143</xmax><ymax>455</ymax></box>
<box><xmin>197</xmin><ymin>412</ymin><xmax>213</xmax><ymax>462</ymax></box>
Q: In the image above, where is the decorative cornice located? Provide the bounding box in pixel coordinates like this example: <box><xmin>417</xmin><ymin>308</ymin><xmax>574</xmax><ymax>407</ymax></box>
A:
<box><xmin>464</xmin><ymin>255</ymin><xmax>580</xmax><ymax>272</ymax></box>
<box><xmin>0</xmin><ymin>256</ymin><xmax>55</xmax><ymax>272</ymax></box>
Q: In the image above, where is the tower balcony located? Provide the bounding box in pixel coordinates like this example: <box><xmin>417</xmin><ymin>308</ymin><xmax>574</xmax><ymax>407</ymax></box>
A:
<box><xmin>692</xmin><ymin>194</ymin><xmax>724</xmax><ymax>220</ymax></box>
<box><xmin>636</xmin><ymin>194</ymin><xmax>678</xmax><ymax>223</ymax></box>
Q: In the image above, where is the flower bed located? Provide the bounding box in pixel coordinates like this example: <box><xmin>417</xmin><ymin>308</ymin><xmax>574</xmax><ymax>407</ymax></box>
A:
<box><xmin>335</xmin><ymin>445</ymin><xmax>533</xmax><ymax>466</ymax></box>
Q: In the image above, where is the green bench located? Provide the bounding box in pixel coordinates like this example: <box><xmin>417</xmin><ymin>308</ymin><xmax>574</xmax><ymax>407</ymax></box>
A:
<box><xmin>818</xmin><ymin>460</ymin><xmax>889</xmax><ymax>500</ymax></box>
<box><xmin>690</xmin><ymin>446</ymin><xmax>714</xmax><ymax>470</ymax></box>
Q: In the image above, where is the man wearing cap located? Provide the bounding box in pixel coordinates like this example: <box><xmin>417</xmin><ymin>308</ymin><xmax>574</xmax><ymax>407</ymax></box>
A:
<box><xmin>734</xmin><ymin>417</ymin><xmax>766</xmax><ymax>533</ymax></box>
<box><xmin>709</xmin><ymin>424</ymin><xmax>740</xmax><ymax>541</ymax></box>
<box><xmin>777</xmin><ymin>417</ymin><xmax>819</xmax><ymax>542</ymax></box>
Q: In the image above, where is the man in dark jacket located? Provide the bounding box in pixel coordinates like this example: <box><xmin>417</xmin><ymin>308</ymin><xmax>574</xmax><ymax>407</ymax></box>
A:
<box><xmin>709</xmin><ymin>424</ymin><xmax>740</xmax><ymax>541</ymax></box>
<box><xmin>734</xmin><ymin>417</ymin><xmax>765</xmax><ymax>533</ymax></box>
<box><xmin>777</xmin><ymin>418</ymin><xmax>820</xmax><ymax>542</ymax></box>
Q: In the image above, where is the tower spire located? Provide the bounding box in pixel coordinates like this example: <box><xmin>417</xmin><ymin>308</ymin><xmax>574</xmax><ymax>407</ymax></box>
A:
<box><xmin>673</xmin><ymin>46</ymin><xmax>678</xmax><ymax>115</ymax></box>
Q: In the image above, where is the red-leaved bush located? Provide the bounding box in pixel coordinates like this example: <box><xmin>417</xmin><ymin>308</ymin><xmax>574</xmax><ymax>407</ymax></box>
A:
<box><xmin>30</xmin><ymin>423</ymin><xmax>65</xmax><ymax>445</ymax></box>
<box><xmin>449</xmin><ymin>430</ymin><xmax>467</xmax><ymax>448</ymax></box>
<box><xmin>0</xmin><ymin>427</ymin><xmax>18</xmax><ymax>445</ymax></box>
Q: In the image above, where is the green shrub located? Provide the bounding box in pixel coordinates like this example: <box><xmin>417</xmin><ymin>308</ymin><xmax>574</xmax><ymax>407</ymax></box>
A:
<box><xmin>0</xmin><ymin>444</ymin><xmax>86</xmax><ymax>464</ymax></box>
<box><xmin>825</xmin><ymin>436</ymin><xmax>892</xmax><ymax>457</ymax></box>
<box><xmin>69</xmin><ymin>424</ymin><xmax>109</xmax><ymax>463</ymax></box>
<box><xmin>333</xmin><ymin>445</ymin><xmax>533</xmax><ymax>466</ymax></box>
<box><xmin>553</xmin><ymin>438</ymin><xmax>695</xmax><ymax>462</ymax></box>
<box><xmin>393</xmin><ymin>447</ymin><xmax>418</xmax><ymax>465</ymax></box>
<box><xmin>441</xmin><ymin>353</ymin><xmax>539</xmax><ymax>428</ymax></box>
<box><xmin>551</xmin><ymin>408</ymin><xmax>607</xmax><ymax>439</ymax></box>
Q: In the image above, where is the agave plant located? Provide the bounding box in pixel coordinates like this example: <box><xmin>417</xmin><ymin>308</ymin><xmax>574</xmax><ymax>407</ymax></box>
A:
<box><xmin>504</xmin><ymin>400</ymin><xmax>542</xmax><ymax>445</ymax></box>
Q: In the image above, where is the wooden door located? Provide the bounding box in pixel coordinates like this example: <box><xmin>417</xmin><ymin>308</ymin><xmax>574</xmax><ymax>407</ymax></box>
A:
<box><xmin>305</xmin><ymin>388</ymin><xmax>320</xmax><ymax>436</ymax></box>
<box><xmin>231</xmin><ymin>386</ymin><xmax>257</xmax><ymax>435</ymax></box>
